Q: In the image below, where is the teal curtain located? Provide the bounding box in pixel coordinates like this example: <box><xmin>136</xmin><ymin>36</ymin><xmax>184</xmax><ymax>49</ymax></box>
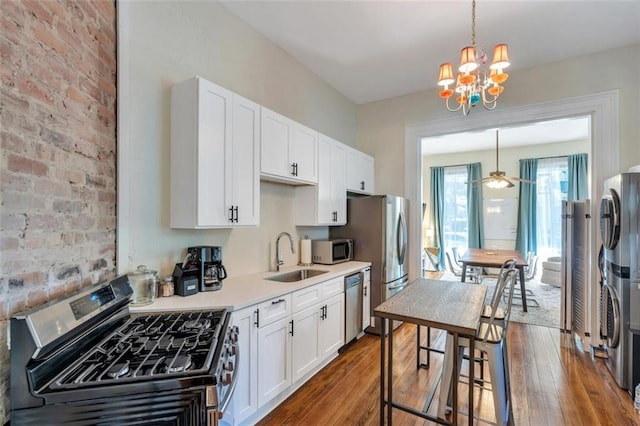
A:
<box><xmin>466</xmin><ymin>162</ymin><xmax>484</xmax><ymax>248</ymax></box>
<box><xmin>430</xmin><ymin>166</ymin><xmax>446</xmax><ymax>270</ymax></box>
<box><xmin>568</xmin><ymin>153</ymin><xmax>588</xmax><ymax>201</ymax></box>
<box><xmin>515</xmin><ymin>158</ymin><xmax>538</xmax><ymax>255</ymax></box>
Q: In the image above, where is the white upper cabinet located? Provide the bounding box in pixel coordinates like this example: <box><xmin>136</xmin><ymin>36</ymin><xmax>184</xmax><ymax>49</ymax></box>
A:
<box><xmin>170</xmin><ymin>77</ymin><xmax>260</xmax><ymax>228</ymax></box>
<box><xmin>260</xmin><ymin>107</ymin><xmax>318</xmax><ymax>185</ymax></box>
<box><xmin>295</xmin><ymin>134</ymin><xmax>347</xmax><ymax>226</ymax></box>
<box><xmin>230</xmin><ymin>95</ymin><xmax>260</xmax><ymax>226</ymax></box>
<box><xmin>346</xmin><ymin>147</ymin><xmax>374</xmax><ymax>195</ymax></box>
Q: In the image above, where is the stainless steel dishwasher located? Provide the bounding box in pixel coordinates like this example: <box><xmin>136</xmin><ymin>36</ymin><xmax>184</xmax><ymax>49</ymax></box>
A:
<box><xmin>344</xmin><ymin>271</ymin><xmax>364</xmax><ymax>344</ymax></box>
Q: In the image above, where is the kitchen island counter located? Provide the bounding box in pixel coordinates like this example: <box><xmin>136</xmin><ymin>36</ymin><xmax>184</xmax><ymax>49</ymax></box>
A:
<box><xmin>130</xmin><ymin>261</ymin><xmax>371</xmax><ymax>313</ymax></box>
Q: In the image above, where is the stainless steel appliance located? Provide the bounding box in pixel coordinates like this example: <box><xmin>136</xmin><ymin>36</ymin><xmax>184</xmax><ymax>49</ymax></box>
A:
<box><xmin>331</xmin><ymin>195</ymin><xmax>409</xmax><ymax>334</ymax></box>
<box><xmin>560</xmin><ymin>199</ymin><xmax>591</xmax><ymax>347</ymax></box>
<box><xmin>311</xmin><ymin>239</ymin><xmax>353</xmax><ymax>264</ymax></box>
<box><xmin>344</xmin><ymin>271</ymin><xmax>364</xmax><ymax>344</ymax></box>
<box><xmin>188</xmin><ymin>246</ymin><xmax>228</xmax><ymax>292</ymax></box>
<box><xmin>599</xmin><ymin>172</ymin><xmax>640</xmax><ymax>393</ymax></box>
<box><xmin>9</xmin><ymin>275</ymin><xmax>239</xmax><ymax>425</ymax></box>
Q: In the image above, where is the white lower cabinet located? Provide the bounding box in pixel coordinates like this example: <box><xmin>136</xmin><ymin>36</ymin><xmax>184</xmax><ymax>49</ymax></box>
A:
<box><xmin>257</xmin><ymin>316</ymin><xmax>292</xmax><ymax>406</ymax></box>
<box><xmin>226</xmin><ymin>306</ymin><xmax>258</xmax><ymax>424</ymax></box>
<box><xmin>291</xmin><ymin>304</ymin><xmax>322</xmax><ymax>382</ymax></box>
<box><xmin>362</xmin><ymin>267</ymin><xmax>372</xmax><ymax>330</ymax></box>
<box><xmin>226</xmin><ymin>276</ymin><xmax>347</xmax><ymax>425</ymax></box>
<box><xmin>321</xmin><ymin>293</ymin><xmax>345</xmax><ymax>357</ymax></box>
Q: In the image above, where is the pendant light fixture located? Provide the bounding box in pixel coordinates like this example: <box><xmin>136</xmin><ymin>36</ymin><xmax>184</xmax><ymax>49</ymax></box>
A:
<box><xmin>437</xmin><ymin>0</ymin><xmax>510</xmax><ymax>115</ymax></box>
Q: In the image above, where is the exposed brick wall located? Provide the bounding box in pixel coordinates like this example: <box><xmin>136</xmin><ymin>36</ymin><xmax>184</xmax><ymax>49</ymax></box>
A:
<box><xmin>0</xmin><ymin>1</ymin><xmax>117</xmax><ymax>422</ymax></box>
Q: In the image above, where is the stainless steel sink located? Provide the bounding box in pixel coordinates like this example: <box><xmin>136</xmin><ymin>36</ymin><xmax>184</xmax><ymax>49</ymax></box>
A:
<box><xmin>266</xmin><ymin>269</ymin><xmax>328</xmax><ymax>283</ymax></box>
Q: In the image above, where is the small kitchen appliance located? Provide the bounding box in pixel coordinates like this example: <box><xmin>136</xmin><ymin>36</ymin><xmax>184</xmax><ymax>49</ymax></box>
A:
<box><xmin>187</xmin><ymin>246</ymin><xmax>228</xmax><ymax>292</ymax></box>
<box><xmin>311</xmin><ymin>239</ymin><xmax>353</xmax><ymax>265</ymax></box>
<box><xmin>9</xmin><ymin>275</ymin><xmax>239</xmax><ymax>425</ymax></box>
<box><xmin>172</xmin><ymin>261</ymin><xmax>200</xmax><ymax>296</ymax></box>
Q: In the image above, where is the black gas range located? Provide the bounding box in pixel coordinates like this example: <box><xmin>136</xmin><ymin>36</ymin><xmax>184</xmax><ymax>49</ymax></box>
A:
<box><xmin>9</xmin><ymin>275</ymin><xmax>238</xmax><ymax>425</ymax></box>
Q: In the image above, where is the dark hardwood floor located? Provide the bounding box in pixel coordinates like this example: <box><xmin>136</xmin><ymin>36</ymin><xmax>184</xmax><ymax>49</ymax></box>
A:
<box><xmin>258</xmin><ymin>322</ymin><xmax>638</xmax><ymax>425</ymax></box>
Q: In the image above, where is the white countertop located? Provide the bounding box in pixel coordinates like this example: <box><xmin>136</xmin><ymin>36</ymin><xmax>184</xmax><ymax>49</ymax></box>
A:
<box><xmin>129</xmin><ymin>261</ymin><xmax>371</xmax><ymax>314</ymax></box>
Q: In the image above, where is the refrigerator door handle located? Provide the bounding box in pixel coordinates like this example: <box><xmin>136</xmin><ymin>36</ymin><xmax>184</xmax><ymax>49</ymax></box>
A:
<box><xmin>397</xmin><ymin>211</ymin><xmax>407</xmax><ymax>266</ymax></box>
<box><xmin>388</xmin><ymin>276</ymin><xmax>409</xmax><ymax>290</ymax></box>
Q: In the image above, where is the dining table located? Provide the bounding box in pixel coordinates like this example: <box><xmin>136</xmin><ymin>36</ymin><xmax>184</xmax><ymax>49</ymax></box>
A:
<box><xmin>460</xmin><ymin>248</ymin><xmax>529</xmax><ymax>311</ymax></box>
<box><xmin>374</xmin><ymin>278</ymin><xmax>487</xmax><ymax>425</ymax></box>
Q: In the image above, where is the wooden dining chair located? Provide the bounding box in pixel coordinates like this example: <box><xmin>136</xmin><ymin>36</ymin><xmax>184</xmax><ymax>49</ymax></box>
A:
<box><xmin>438</xmin><ymin>265</ymin><xmax>518</xmax><ymax>425</ymax></box>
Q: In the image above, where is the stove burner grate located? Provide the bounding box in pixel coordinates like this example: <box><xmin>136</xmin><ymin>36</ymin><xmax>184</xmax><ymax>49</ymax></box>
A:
<box><xmin>45</xmin><ymin>310</ymin><xmax>223</xmax><ymax>390</ymax></box>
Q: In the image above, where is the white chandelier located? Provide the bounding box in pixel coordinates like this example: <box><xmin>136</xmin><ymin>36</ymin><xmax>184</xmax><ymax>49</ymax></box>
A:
<box><xmin>437</xmin><ymin>0</ymin><xmax>510</xmax><ymax>115</ymax></box>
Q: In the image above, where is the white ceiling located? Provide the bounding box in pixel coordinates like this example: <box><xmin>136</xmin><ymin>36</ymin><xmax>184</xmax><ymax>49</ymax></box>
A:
<box><xmin>221</xmin><ymin>0</ymin><xmax>640</xmax><ymax>105</ymax></box>
<box><xmin>421</xmin><ymin>116</ymin><xmax>590</xmax><ymax>155</ymax></box>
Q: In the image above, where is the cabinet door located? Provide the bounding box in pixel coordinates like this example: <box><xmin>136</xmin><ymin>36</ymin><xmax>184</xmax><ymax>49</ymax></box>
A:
<box><xmin>257</xmin><ymin>317</ymin><xmax>291</xmax><ymax>406</ymax></box>
<box><xmin>231</xmin><ymin>95</ymin><xmax>260</xmax><ymax>226</ymax></box>
<box><xmin>228</xmin><ymin>306</ymin><xmax>258</xmax><ymax>423</ymax></box>
<box><xmin>321</xmin><ymin>293</ymin><xmax>345</xmax><ymax>358</ymax></box>
<box><xmin>330</xmin><ymin>141</ymin><xmax>347</xmax><ymax>224</ymax></box>
<box><xmin>291</xmin><ymin>122</ymin><xmax>318</xmax><ymax>184</ymax></box>
<box><xmin>362</xmin><ymin>280</ymin><xmax>371</xmax><ymax>330</ymax></box>
<box><xmin>316</xmin><ymin>136</ymin><xmax>334</xmax><ymax>224</ymax></box>
<box><xmin>196</xmin><ymin>79</ymin><xmax>233</xmax><ymax>226</ymax></box>
<box><xmin>346</xmin><ymin>148</ymin><xmax>374</xmax><ymax>195</ymax></box>
<box><xmin>261</xmin><ymin>107</ymin><xmax>293</xmax><ymax>179</ymax></box>
<box><xmin>291</xmin><ymin>305</ymin><xmax>322</xmax><ymax>383</ymax></box>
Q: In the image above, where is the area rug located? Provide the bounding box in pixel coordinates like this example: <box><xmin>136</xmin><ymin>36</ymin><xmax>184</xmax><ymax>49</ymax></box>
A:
<box><xmin>437</xmin><ymin>271</ymin><xmax>561</xmax><ymax>329</ymax></box>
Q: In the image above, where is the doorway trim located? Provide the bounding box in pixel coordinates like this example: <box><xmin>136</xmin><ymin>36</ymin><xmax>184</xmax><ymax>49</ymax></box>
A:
<box><xmin>404</xmin><ymin>90</ymin><xmax>618</xmax><ymax>341</ymax></box>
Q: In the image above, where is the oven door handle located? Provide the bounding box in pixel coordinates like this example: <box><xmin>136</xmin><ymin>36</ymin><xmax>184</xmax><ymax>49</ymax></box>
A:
<box><xmin>218</xmin><ymin>346</ymin><xmax>240</xmax><ymax>417</ymax></box>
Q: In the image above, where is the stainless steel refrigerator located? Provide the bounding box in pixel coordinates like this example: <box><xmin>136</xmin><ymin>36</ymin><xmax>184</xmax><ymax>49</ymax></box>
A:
<box><xmin>560</xmin><ymin>199</ymin><xmax>591</xmax><ymax>348</ymax></box>
<box><xmin>330</xmin><ymin>195</ymin><xmax>409</xmax><ymax>334</ymax></box>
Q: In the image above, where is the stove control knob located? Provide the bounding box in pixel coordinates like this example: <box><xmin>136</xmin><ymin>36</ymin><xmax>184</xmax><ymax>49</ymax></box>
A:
<box><xmin>225</xmin><ymin>344</ymin><xmax>237</xmax><ymax>356</ymax></box>
<box><xmin>220</xmin><ymin>370</ymin><xmax>233</xmax><ymax>385</ymax></box>
<box><xmin>229</xmin><ymin>330</ymin><xmax>239</xmax><ymax>343</ymax></box>
<box><xmin>225</xmin><ymin>360</ymin><xmax>234</xmax><ymax>371</ymax></box>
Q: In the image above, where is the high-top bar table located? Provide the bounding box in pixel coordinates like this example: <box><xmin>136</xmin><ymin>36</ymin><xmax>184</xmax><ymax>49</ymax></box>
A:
<box><xmin>460</xmin><ymin>248</ymin><xmax>528</xmax><ymax>311</ymax></box>
<box><xmin>374</xmin><ymin>278</ymin><xmax>487</xmax><ymax>425</ymax></box>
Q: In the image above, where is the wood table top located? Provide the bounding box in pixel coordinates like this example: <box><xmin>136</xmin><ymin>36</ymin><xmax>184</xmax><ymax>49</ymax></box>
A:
<box><xmin>460</xmin><ymin>248</ymin><xmax>527</xmax><ymax>268</ymax></box>
<box><xmin>373</xmin><ymin>278</ymin><xmax>487</xmax><ymax>336</ymax></box>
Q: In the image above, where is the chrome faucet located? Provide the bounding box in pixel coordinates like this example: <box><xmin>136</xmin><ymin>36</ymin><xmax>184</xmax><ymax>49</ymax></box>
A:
<box><xmin>275</xmin><ymin>232</ymin><xmax>296</xmax><ymax>271</ymax></box>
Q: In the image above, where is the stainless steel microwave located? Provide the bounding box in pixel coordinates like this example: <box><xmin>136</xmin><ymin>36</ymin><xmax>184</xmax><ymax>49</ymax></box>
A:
<box><xmin>311</xmin><ymin>239</ymin><xmax>353</xmax><ymax>265</ymax></box>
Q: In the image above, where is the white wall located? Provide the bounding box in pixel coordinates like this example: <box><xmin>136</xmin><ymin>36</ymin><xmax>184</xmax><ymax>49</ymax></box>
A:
<box><xmin>118</xmin><ymin>1</ymin><xmax>358</xmax><ymax>278</ymax></box>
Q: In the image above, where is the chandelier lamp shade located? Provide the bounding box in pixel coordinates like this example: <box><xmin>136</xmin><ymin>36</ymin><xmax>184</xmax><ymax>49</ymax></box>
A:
<box><xmin>437</xmin><ymin>0</ymin><xmax>510</xmax><ymax>115</ymax></box>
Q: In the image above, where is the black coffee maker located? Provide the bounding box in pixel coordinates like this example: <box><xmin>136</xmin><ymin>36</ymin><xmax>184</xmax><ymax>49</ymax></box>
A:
<box><xmin>187</xmin><ymin>246</ymin><xmax>227</xmax><ymax>292</ymax></box>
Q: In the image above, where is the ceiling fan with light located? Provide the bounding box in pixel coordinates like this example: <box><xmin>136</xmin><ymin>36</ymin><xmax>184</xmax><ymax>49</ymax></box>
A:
<box><xmin>471</xmin><ymin>129</ymin><xmax>536</xmax><ymax>189</ymax></box>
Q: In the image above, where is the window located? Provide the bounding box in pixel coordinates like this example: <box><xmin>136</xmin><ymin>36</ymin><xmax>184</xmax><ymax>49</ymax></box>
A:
<box><xmin>442</xmin><ymin>166</ymin><xmax>469</xmax><ymax>253</ymax></box>
<box><xmin>536</xmin><ymin>157</ymin><xmax>568</xmax><ymax>259</ymax></box>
